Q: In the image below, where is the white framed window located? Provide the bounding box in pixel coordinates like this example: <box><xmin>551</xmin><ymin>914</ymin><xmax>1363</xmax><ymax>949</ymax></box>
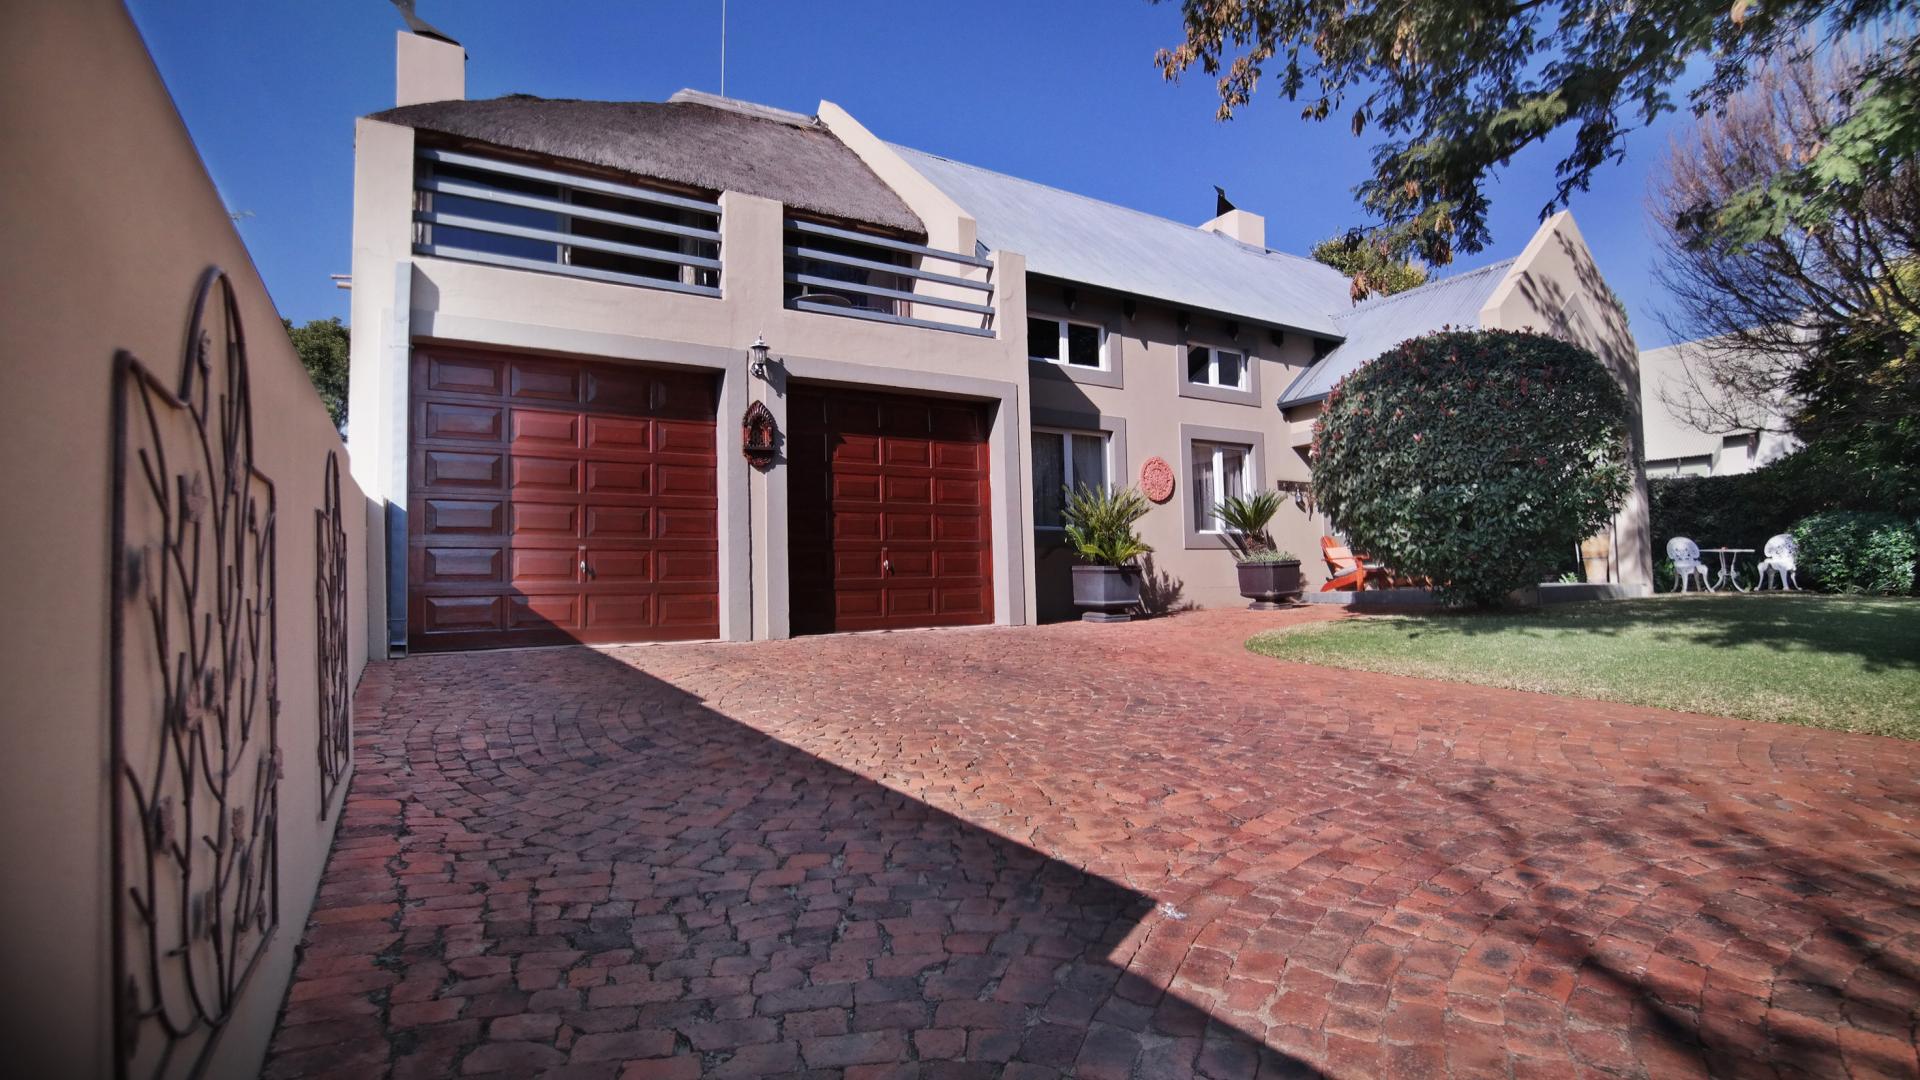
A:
<box><xmin>1186</xmin><ymin>345</ymin><xmax>1246</xmax><ymax>389</ymax></box>
<box><xmin>1191</xmin><ymin>440</ymin><xmax>1251</xmax><ymax>532</ymax></box>
<box><xmin>1031</xmin><ymin>427</ymin><xmax>1111</xmax><ymax>529</ymax></box>
<box><xmin>1029</xmin><ymin>317</ymin><xmax>1107</xmax><ymax>369</ymax></box>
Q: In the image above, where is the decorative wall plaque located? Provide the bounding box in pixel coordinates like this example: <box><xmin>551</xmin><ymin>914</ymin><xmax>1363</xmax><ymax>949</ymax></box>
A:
<box><xmin>742</xmin><ymin>400</ymin><xmax>778</xmax><ymax>469</ymax></box>
<box><xmin>111</xmin><ymin>267</ymin><xmax>280</xmax><ymax>1080</ymax></box>
<box><xmin>1140</xmin><ymin>456</ymin><xmax>1176</xmax><ymax>503</ymax></box>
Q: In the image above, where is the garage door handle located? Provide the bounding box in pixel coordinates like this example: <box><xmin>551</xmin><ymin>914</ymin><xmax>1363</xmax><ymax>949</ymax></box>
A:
<box><xmin>883</xmin><ymin>559</ymin><xmax>892</xmax><ymax>575</ymax></box>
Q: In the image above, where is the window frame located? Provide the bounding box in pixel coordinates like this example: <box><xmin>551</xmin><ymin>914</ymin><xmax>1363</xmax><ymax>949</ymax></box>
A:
<box><xmin>1178</xmin><ymin>423</ymin><xmax>1267</xmax><ymax>549</ymax></box>
<box><xmin>1031</xmin><ymin>426</ymin><xmax>1113</xmax><ymax>532</ymax></box>
<box><xmin>1028</xmin><ymin>316</ymin><xmax>1110</xmax><ymax>371</ymax></box>
<box><xmin>1190</xmin><ymin>439</ymin><xmax>1253</xmax><ymax>534</ymax></box>
<box><xmin>1186</xmin><ymin>344</ymin><xmax>1248</xmax><ymax>389</ymax></box>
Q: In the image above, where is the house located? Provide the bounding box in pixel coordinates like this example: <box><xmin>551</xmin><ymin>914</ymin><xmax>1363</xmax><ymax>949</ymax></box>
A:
<box><xmin>348</xmin><ymin>27</ymin><xmax>1653</xmax><ymax>654</ymax></box>
<box><xmin>1639</xmin><ymin>337</ymin><xmax>1800</xmax><ymax>477</ymax></box>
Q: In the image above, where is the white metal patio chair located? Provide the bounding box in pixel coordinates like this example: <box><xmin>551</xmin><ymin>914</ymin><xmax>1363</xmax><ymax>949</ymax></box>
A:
<box><xmin>1757</xmin><ymin>533</ymin><xmax>1799</xmax><ymax>590</ymax></box>
<box><xmin>1667</xmin><ymin>537</ymin><xmax>1712</xmax><ymax>593</ymax></box>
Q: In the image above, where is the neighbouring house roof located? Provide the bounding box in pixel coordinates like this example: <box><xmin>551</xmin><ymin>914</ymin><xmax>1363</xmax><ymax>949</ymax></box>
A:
<box><xmin>892</xmin><ymin>145</ymin><xmax>1352</xmax><ymax>339</ymax></box>
<box><xmin>370</xmin><ymin>94</ymin><xmax>926</xmax><ymax>235</ymax></box>
<box><xmin>1276</xmin><ymin>258</ymin><xmax>1518</xmax><ymax>407</ymax></box>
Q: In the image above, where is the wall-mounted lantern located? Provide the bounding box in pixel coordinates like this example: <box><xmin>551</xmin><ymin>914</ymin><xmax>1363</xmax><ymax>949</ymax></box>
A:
<box><xmin>742</xmin><ymin>400</ymin><xmax>778</xmax><ymax>469</ymax></box>
<box><xmin>748</xmin><ymin>334</ymin><xmax>771</xmax><ymax>380</ymax></box>
<box><xmin>1274</xmin><ymin>479</ymin><xmax>1312</xmax><ymax>513</ymax></box>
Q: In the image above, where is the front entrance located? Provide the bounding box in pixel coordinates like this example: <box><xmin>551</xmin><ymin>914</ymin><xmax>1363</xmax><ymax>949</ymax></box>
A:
<box><xmin>786</xmin><ymin>385</ymin><xmax>993</xmax><ymax>634</ymax></box>
<box><xmin>407</xmin><ymin>346</ymin><xmax>720</xmax><ymax>651</ymax></box>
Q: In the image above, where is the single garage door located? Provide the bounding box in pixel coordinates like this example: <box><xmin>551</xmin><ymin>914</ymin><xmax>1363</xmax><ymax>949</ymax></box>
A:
<box><xmin>787</xmin><ymin>385</ymin><xmax>993</xmax><ymax>634</ymax></box>
<box><xmin>408</xmin><ymin>347</ymin><xmax>719</xmax><ymax>651</ymax></box>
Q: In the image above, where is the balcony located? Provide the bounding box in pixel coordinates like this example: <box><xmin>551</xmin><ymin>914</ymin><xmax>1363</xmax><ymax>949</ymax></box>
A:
<box><xmin>411</xmin><ymin>147</ymin><xmax>722</xmax><ymax>297</ymax></box>
<box><xmin>782</xmin><ymin>218</ymin><xmax>995</xmax><ymax>337</ymax></box>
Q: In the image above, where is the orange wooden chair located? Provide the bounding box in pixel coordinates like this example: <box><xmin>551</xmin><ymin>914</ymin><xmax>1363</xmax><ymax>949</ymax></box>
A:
<box><xmin>1320</xmin><ymin>536</ymin><xmax>1391</xmax><ymax>592</ymax></box>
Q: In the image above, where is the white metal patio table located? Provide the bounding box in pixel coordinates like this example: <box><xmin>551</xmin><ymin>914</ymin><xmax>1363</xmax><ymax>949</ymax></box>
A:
<box><xmin>1700</xmin><ymin>547</ymin><xmax>1755</xmax><ymax>593</ymax></box>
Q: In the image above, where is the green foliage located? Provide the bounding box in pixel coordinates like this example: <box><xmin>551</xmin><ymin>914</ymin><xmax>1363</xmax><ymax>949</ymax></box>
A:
<box><xmin>1062</xmin><ymin>485</ymin><xmax>1154</xmax><ymax>567</ymax></box>
<box><xmin>1238</xmin><ymin>548</ymin><xmax>1300</xmax><ymax>564</ymax></box>
<box><xmin>1791</xmin><ymin>511</ymin><xmax>1919</xmax><ymax>595</ymax></box>
<box><xmin>1154</xmin><ymin>0</ymin><xmax>1914</xmax><ymax>282</ymax></box>
<box><xmin>285</xmin><ymin>316</ymin><xmax>349</xmax><ymax>428</ymax></box>
<box><xmin>1212</xmin><ymin>491</ymin><xmax>1285</xmax><ymax>559</ymax></box>
<box><xmin>1311</xmin><ymin>329</ymin><xmax>1632</xmax><ymax>607</ymax></box>
<box><xmin>1309</xmin><ymin>232</ymin><xmax>1428</xmax><ymax>299</ymax></box>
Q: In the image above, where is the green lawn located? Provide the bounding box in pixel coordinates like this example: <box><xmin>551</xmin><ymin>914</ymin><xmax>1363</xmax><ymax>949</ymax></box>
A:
<box><xmin>1247</xmin><ymin>594</ymin><xmax>1920</xmax><ymax>739</ymax></box>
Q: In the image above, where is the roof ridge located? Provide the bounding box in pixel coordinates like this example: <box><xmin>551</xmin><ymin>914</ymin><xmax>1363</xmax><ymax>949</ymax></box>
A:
<box><xmin>891</xmin><ymin>143</ymin><xmax>1342</xmax><ymax>272</ymax></box>
<box><xmin>1333</xmin><ymin>258</ymin><xmax>1516</xmax><ymax>321</ymax></box>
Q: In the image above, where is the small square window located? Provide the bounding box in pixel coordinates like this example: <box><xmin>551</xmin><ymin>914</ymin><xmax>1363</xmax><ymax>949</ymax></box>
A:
<box><xmin>1187</xmin><ymin>346</ymin><xmax>1247</xmax><ymax>389</ymax></box>
<box><xmin>1027</xmin><ymin>318</ymin><xmax>1061</xmax><ymax>362</ymax></box>
<box><xmin>1031</xmin><ymin>317</ymin><xmax>1106</xmax><ymax>370</ymax></box>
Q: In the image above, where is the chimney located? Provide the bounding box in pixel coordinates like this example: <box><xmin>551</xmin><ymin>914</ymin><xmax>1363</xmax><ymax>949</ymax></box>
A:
<box><xmin>395</xmin><ymin>30</ymin><xmax>465</xmax><ymax>107</ymax></box>
<box><xmin>1201</xmin><ymin>208</ymin><xmax>1266</xmax><ymax>248</ymax></box>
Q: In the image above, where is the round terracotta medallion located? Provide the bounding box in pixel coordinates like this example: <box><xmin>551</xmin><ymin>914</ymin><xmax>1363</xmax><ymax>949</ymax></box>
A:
<box><xmin>1140</xmin><ymin>456</ymin><xmax>1176</xmax><ymax>503</ymax></box>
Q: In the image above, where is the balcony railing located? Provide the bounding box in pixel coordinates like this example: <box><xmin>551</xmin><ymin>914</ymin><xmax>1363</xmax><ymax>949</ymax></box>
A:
<box><xmin>782</xmin><ymin>218</ymin><xmax>994</xmax><ymax>337</ymax></box>
<box><xmin>412</xmin><ymin>148</ymin><xmax>722</xmax><ymax>298</ymax></box>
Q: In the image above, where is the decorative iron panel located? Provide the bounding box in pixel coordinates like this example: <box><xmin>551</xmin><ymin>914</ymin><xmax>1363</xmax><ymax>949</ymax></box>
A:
<box><xmin>315</xmin><ymin>450</ymin><xmax>349</xmax><ymax>817</ymax></box>
<box><xmin>111</xmin><ymin>267</ymin><xmax>280</xmax><ymax>1080</ymax></box>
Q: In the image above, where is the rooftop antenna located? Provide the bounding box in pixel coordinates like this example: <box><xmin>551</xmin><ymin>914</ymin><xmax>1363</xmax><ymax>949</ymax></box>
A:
<box><xmin>719</xmin><ymin>0</ymin><xmax>727</xmax><ymax>96</ymax></box>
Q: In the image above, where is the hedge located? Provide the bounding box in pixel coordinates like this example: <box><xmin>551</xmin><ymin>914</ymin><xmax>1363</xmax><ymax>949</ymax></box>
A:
<box><xmin>1790</xmin><ymin>512</ymin><xmax>1919</xmax><ymax>595</ymax></box>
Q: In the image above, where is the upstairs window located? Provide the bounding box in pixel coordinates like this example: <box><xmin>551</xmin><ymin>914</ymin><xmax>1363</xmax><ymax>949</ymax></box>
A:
<box><xmin>1187</xmin><ymin>345</ymin><xmax>1246</xmax><ymax>389</ymax></box>
<box><xmin>1031</xmin><ymin>428</ymin><xmax>1111</xmax><ymax>529</ymax></box>
<box><xmin>1029</xmin><ymin>318</ymin><xmax>1106</xmax><ymax>369</ymax></box>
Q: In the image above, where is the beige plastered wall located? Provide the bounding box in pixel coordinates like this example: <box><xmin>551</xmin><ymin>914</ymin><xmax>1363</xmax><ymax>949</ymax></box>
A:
<box><xmin>348</xmin><ymin>111</ymin><xmax>1033</xmax><ymax>650</ymax></box>
<box><xmin>0</xmin><ymin>2</ymin><xmax>370</xmax><ymax>1076</ymax></box>
<box><xmin>1479</xmin><ymin>212</ymin><xmax>1654</xmax><ymax>587</ymax></box>
<box><xmin>1023</xmin><ymin>281</ymin><xmax>1327</xmax><ymax>616</ymax></box>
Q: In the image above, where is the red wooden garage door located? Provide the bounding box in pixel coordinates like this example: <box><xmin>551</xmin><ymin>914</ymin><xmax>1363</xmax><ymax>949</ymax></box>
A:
<box><xmin>408</xmin><ymin>347</ymin><xmax>719</xmax><ymax>651</ymax></box>
<box><xmin>787</xmin><ymin>385</ymin><xmax>993</xmax><ymax>634</ymax></box>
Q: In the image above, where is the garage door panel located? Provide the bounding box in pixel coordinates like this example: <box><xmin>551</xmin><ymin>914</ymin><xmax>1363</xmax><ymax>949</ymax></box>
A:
<box><xmin>421</xmin><ymin>449</ymin><xmax>504</xmax><ymax>490</ymax></box>
<box><xmin>514</xmin><ymin>502</ymin><xmax>579</xmax><ymax>537</ymax></box>
<box><xmin>789</xmin><ymin>385</ymin><xmax>991</xmax><ymax>635</ymax></box>
<box><xmin>512</xmin><ymin>409</ymin><xmax>581</xmax><ymax>448</ymax></box>
<box><xmin>511</xmin><ymin>456</ymin><xmax>581</xmax><ymax>493</ymax></box>
<box><xmin>654</xmin><ymin>419</ymin><xmax>715</xmax><ymax>455</ymax></box>
<box><xmin>427</xmin><ymin>353</ymin><xmax>503</xmax><ymax>395</ymax></box>
<box><xmin>424</xmin><ymin>402</ymin><xmax>503</xmax><ymax>442</ymax></box>
<box><xmin>421</xmin><ymin>595</ymin><xmax>503</xmax><ymax>632</ymax></box>
<box><xmin>411</xmin><ymin>347</ymin><xmax>717</xmax><ymax>650</ymax></box>
<box><xmin>585</xmin><ymin>415</ymin><xmax>651</xmax><ymax>451</ymax></box>
<box><xmin>424</xmin><ymin>546</ymin><xmax>502</xmax><ymax>583</ymax></box>
<box><xmin>424</xmin><ymin>498</ymin><xmax>503</xmax><ymax>535</ymax></box>
<box><xmin>509</xmin><ymin>360</ymin><xmax>581</xmax><ymax>402</ymax></box>
<box><xmin>585</xmin><ymin>460</ymin><xmax>652</xmax><ymax>496</ymax></box>
<box><xmin>585</xmin><ymin>506</ymin><xmax>650</xmax><ymax>539</ymax></box>
<box><xmin>510</xmin><ymin>593</ymin><xmax>578</xmax><ymax>628</ymax></box>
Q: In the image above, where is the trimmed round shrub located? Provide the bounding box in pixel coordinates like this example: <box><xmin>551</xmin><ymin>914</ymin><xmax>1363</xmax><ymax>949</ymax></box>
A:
<box><xmin>1790</xmin><ymin>511</ymin><xmax>1918</xmax><ymax>594</ymax></box>
<box><xmin>1312</xmin><ymin>329</ymin><xmax>1633</xmax><ymax>607</ymax></box>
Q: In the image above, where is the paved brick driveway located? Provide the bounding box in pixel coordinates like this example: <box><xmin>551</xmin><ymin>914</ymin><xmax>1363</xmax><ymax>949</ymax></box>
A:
<box><xmin>267</xmin><ymin>609</ymin><xmax>1920</xmax><ymax>1079</ymax></box>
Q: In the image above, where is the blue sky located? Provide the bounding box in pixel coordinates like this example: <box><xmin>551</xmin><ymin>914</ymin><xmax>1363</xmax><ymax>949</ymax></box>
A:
<box><xmin>130</xmin><ymin>0</ymin><xmax>1691</xmax><ymax>346</ymax></box>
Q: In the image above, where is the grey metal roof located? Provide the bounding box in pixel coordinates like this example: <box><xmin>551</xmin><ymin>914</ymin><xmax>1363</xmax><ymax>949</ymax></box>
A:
<box><xmin>371</xmin><ymin>95</ymin><xmax>925</xmax><ymax>234</ymax></box>
<box><xmin>892</xmin><ymin>145</ymin><xmax>1351</xmax><ymax>338</ymax></box>
<box><xmin>1276</xmin><ymin>259</ymin><xmax>1517</xmax><ymax>406</ymax></box>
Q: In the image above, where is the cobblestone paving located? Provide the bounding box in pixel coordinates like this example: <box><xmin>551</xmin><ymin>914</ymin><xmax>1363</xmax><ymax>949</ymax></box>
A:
<box><xmin>267</xmin><ymin>608</ymin><xmax>1920</xmax><ymax>1079</ymax></box>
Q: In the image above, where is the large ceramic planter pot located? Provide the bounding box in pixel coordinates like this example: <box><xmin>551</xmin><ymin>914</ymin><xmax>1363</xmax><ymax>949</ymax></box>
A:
<box><xmin>1072</xmin><ymin>564</ymin><xmax>1143</xmax><ymax>622</ymax></box>
<box><xmin>1237</xmin><ymin>560</ymin><xmax>1304</xmax><ymax>609</ymax></box>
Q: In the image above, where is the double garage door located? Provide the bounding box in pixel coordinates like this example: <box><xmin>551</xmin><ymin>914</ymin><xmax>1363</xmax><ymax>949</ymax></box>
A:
<box><xmin>407</xmin><ymin>349</ymin><xmax>994</xmax><ymax>650</ymax></box>
<box><xmin>408</xmin><ymin>347</ymin><xmax>720</xmax><ymax>651</ymax></box>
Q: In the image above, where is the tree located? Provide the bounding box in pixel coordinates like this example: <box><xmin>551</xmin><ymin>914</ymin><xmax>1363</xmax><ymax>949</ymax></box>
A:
<box><xmin>286</xmin><ymin>316</ymin><xmax>349</xmax><ymax>428</ymax></box>
<box><xmin>1310</xmin><ymin>231</ymin><xmax>1428</xmax><ymax>300</ymax></box>
<box><xmin>1652</xmin><ymin>42</ymin><xmax>1919</xmax><ymax>509</ymax></box>
<box><xmin>1311</xmin><ymin>329</ymin><xmax>1633</xmax><ymax>607</ymax></box>
<box><xmin>1153</xmin><ymin>0</ymin><xmax>1915</xmax><ymax>294</ymax></box>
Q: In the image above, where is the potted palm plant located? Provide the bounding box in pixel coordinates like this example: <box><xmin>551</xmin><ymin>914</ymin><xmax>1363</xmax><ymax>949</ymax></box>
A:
<box><xmin>1215</xmin><ymin>491</ymin><xmax>1303</xmax><ymax>608</ymax></box>
<box><xmin>1062</xmin><ymin>484</ymin><xmax>1153</xmax><ymax>622</ymax></box>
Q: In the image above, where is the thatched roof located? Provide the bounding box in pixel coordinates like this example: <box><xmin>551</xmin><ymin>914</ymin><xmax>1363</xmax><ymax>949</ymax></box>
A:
<box><xmin>371</xmin><ymin>94</ymin><xmax>925</xmax><ymax>235</ymax></box>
